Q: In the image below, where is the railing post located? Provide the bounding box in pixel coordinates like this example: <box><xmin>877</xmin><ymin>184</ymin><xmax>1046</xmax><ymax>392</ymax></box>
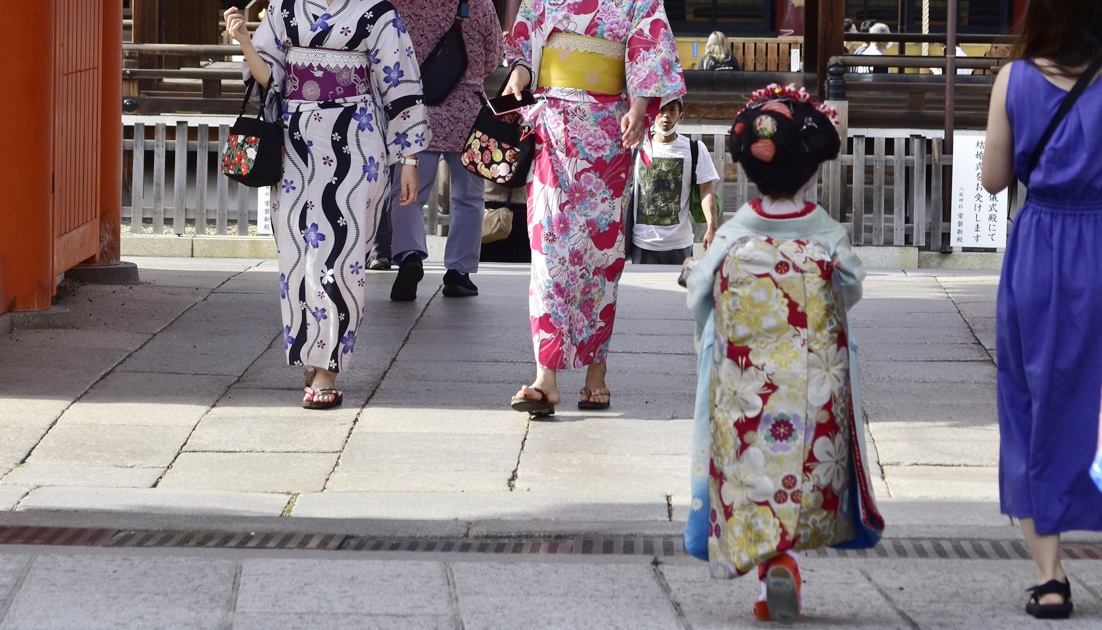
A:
<box><xmin>826</xmin><ymin>62</ymin><xmax>847</xmax><ymax>102</ymax></box>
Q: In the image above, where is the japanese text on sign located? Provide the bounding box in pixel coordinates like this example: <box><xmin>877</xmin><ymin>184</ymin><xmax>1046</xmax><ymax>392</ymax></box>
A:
<box><xmin>951</xmin><ymin>131</ymin><xmax>1007</xmax><ymax>248</ymax></box>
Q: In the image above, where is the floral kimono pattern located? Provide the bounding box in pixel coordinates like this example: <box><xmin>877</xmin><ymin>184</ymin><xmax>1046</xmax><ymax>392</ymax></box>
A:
<box><xmin>248</xmin><ymin>0</ymin><xmax>429</xmax><ymax>373</ymax></box>
<box><xmin>706</xmin><ymin>236</ymin><xmax>857</xmax><ymax>577</ymax></box>
<box><xmin>506</xmin><ymin>0</ymin><xmax>685</xmax><ymax>369</ymax></box>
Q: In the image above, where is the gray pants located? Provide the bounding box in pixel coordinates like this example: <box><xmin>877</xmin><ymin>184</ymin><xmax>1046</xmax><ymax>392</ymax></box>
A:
<box><xmin>631</xmin><ymin>245</ymin><xmax>694</xmax><ymax>265</ymax></box>
<box><xmin>389</xmin><ymin>152</ymin><xmax>485</xmax><ymax>274</ymax></box>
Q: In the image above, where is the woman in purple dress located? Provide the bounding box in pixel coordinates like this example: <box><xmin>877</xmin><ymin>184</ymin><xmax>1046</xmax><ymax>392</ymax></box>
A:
<box><xmin>982</xmin><ymin>0</ymin><xmax>1102</xmax><ymax>619</ymax></box>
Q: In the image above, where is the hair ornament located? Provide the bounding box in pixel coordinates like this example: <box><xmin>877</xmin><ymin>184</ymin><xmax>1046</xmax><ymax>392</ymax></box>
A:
<box><xmin>733</xmin><ymin>122</ymin><xmax>745</xmax><ymax>136</ymax></box>
<box><xmin>754</xmin><ymin>115</ymin><xmax>777</xmax><ymax>139</ymax></box>
<box><xmin>750</xmin><ymin>139</ymin><xmax>776</xmax><ymax>162</ymax></box>
<box><xmin>761</xmin><ymin>101</ymin><xmax>794</xmax><ymax>120</ymax></box>
<box><xmin>742</xmin><ymin>83</ymin><xmax>841</xmax><ymax>128</ymax></box>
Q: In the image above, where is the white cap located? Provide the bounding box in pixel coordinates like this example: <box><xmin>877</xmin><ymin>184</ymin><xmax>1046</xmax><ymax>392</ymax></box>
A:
<box><xmin>660</xmin><ymin>94</ymin><xmax>684</xmax><ymax>109</ymax></box>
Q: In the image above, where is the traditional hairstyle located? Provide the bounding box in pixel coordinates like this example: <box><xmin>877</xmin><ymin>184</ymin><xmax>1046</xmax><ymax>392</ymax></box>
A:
<box><xmin>704</xmin><ymin>31</ymin><xmax>731</xmax><ymax>61</ymax></box>
<box><xmin>1012</xmin><ymin>0</ymin><xmax>1102</xmax><ymax>79</ymax></box>
<box><xmin>728</xmin><ymin>84</ymin><xmax>841</xmax><ymax>198</ymax></box>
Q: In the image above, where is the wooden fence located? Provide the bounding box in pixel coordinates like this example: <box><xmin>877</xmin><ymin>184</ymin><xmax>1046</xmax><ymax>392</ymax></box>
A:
<box><xmin>124</xmin><ymin>118</ymin><xmax>1020</xmax><ymax>248</ymax></box>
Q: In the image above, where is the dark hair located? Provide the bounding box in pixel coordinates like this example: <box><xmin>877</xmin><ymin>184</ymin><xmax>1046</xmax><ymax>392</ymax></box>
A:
<box><xmin>859</xmin><ymin>19</ymin><xmax>876</xmax><ymax>33</ymax></box>
<box><xmin>844</xmin><ymin>18</ymin><xmax>854</xmax><ymax>32</ymax></box>
<box><xmin>728</xmin><ymin>101</ymin><xmax>841</xmax><ymax>197</ymax></box>
<box><xmin>1013</xmin><ymin>0</ymin><xmax>1102</xmax><ymax>78</ymax></box>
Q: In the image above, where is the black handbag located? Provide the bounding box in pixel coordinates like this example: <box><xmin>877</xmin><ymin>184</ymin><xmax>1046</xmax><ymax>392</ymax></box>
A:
<box><xmin>419</xmin><ymin>0</ymin><xmax>469</xmax><ymax>106</ymax></box>
<box><xmin>460</xmin><ymin>91</ymin><xmax>535</xmax><ymax>189</ymax></box>
<box><xmin>221</xmin><ymin>79</ymin><xmax>283</xmax><ymax>187</ymax></box>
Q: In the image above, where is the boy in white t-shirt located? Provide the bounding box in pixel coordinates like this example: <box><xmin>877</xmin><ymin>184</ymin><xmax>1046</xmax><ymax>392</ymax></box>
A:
<box><xmin>630</xmin><ymin>96</ymin><xmax>720</xmax><ymax>264</ymax></box>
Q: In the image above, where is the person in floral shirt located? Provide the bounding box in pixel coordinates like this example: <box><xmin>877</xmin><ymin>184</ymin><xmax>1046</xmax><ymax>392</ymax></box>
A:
<box><xmin>384</xmin><ymin>0</ymin><xmax>505</xmax><ymax>301</ymax></box>
<box><xmin>502</xmin><ymin>0</ymin><xmax>685</xmax><ymax>416</ymax></box>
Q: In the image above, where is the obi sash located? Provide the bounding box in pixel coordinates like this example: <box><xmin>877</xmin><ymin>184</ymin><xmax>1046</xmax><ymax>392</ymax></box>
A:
<box><xmin>285</xmin><ymin>47</ymin><xmax>370</xmax><ymax>102</ymax></box>
<box><xmin>537</xmin><ymin>32</ymin><xmax>626</xmax><ymax>96</ymax></box>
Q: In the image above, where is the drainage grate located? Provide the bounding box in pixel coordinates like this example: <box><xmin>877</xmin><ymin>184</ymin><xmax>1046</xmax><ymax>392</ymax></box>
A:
<box><xmin>1</xmin><ymin>527</ymin><xmax>1099</xmax><ymax>560</ymax></box>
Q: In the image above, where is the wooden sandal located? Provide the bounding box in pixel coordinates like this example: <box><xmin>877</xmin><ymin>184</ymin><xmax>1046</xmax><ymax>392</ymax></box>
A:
<box><xmin>578</xmin><ymin>387</ymin><xmax>611</xmax><ymax>410</ymax></box>
<box><xmin>302</xmin><ymin>387</ymin><xmax>343</xmax><ymax>410</ymax></box>
<box><xmin>510</xmin><ymin>386</ymin><xmax>555</xmax><ymax>417</ymax></box>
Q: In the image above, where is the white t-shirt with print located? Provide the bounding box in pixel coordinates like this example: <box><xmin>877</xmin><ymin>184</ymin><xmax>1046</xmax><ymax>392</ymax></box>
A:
<box><xmin>631</xmin><ymin>135</ymin><xmax>720</xmax><ymax>252</ymax></box>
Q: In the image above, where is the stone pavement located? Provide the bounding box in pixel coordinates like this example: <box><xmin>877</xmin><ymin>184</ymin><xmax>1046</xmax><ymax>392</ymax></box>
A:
<box><xmin>1</xmin><ymin>544</ymin><xmax>1102</xmax><ymax>629</ymax></box>
<box><xmin>0</xmin><ymin>258</ymin><xmax>1012</xmax><ymax>530</ymax></box>
<box><xmin>3</xmin><ymin>257</ymin><xmax>1102</xmax><ymax>628</ymax></box>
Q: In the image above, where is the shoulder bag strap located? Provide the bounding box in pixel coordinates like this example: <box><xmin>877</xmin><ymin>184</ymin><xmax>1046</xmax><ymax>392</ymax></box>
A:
<box><xmin>238</xmin><ymin>79</ymin><xmax>256</xmax><ymax>116</ymax></box>
<box><xmin>1028</xmin><ymin>56</ymin><xmax>1102</xmax><ymax>175</ymax></box>
<box><xmin>689</xmin><ymin>137</ymin><xmax>698</xmax><ymax>190</ymax></box>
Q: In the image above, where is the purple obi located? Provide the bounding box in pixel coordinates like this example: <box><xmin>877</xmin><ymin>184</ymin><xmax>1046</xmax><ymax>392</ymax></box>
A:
<box><xmin>285</xmin><ymin>47</ymin><xmax>370</xmax><ymax>102</ymax></box>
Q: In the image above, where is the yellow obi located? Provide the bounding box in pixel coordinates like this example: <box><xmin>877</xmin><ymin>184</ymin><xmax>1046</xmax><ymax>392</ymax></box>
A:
<box><xmin>537</xmin><ymin>32</ymin><xmax>626</xmax><ymax>96</ymax></box>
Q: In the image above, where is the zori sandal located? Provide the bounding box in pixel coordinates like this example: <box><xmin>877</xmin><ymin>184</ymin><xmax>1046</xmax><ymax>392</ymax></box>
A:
<box><xmin>1026</xmin><ymin>579</ymin><xmax>1073</xmax><ymax>619</ymax></box>
<box><xmin>763</xmin><ymin>554</ymin><xmax>801</xmax><ymax>624</ymax></box>
<box><xmin>302</xmin><ymin>387</ymin><xmax>343</xmax><ymax>410</ymax></box>
<box><xmin>510</xmin><ymin>386</ymin><xmax>555</xmax><ymax>417</ymax></box>
<box><xmin>578</xmin><ymin>387</ymin><xmax>611</xmax><ymax>410</ymax></box>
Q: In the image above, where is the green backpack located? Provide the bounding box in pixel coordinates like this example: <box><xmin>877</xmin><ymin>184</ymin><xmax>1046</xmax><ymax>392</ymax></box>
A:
<box><xmin>688</xmin><ymin>139</ymin><xmax>720</xmax><ymax>224</ymax></box>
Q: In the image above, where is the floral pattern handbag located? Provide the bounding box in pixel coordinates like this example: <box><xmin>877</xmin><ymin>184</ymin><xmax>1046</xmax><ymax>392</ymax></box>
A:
<box><xmin>460</xmin><ymin>94</ymin><xmax>534</xmax><ymax>189</ymax></box>
<box><xmin>221</xmin><ymin>79</ymin><xmax>283</xmax><ymax>187</ymax></box>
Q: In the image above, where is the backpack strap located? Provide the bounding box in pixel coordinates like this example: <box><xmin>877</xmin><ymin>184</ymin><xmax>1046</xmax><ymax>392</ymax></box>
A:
<box><xmin>1028</xmin><ymin>56</ymin><xmax>1102</xmax><ymax>176</ymax></box>
<box><xmin>689</xmin><ymin>137</ymin><xmax>698</xmax><ymax>191</ymax></box>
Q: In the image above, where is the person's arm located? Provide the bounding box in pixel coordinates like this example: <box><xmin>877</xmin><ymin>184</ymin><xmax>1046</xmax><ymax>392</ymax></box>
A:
<box><xmin>504</xmin><ymin>0</ymin><xmax>522</xmax><ymax>32</ymax></box>
<box><xmin>698</xmin><ymin>180</ymin><xmax>718</xmax><ymax>250</ymax></box>
<box><xmin>224</xmin><ymin>8</ymin><xmax>270</xmax><ymax>88</ymax></box>
<box><xmin>501</xmin><ymin>0</ymin><xmax>534</xmax><ymax>100</ymax></box>
<box><xmin>620</xmin><ymin>97</ymin><xmax>650</xmax><ymax>149</ymax></box>
<box><xmin>479</xmin><ymin>0</ymin><xmax>505</xmax><ymax>76</ymax></box>
<box><xmin>982</xmin><ymin>62</ymin><xmax>1015</xmax><ymax>194</ymax></box>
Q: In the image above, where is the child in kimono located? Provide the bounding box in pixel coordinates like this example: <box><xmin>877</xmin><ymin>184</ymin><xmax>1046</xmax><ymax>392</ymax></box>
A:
<box><xmin>684</xmin><ymin>85</ymin><xmax>883</xmax><ymax>623</ymax></box>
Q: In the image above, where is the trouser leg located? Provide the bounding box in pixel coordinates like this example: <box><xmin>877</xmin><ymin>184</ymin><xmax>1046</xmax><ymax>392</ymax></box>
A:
<box><xmin>389</xmin><ymin>152</ymin><xmax>440</xmax><ymax>263</ymax></box>
<box><xmin>442</xmin><ymin>152</ymin><xmax>486</xmax><ymax>274</ymax></box>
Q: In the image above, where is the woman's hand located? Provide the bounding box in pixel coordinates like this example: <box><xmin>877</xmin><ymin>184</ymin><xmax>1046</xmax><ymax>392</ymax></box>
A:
<box><xmin>502</xmin><ymin>65</ymin><xmax>531</xmax><ymax>100</ymax></box>
<box><xmin>224</xmin><ymin>7</ymin><xmax>250</xmax><ymax>44</ymax></box>
<box><xmin>398</xmin><ymin>163</ymin><xmax>419</xmax><ymax>206</ymax></box>
<box><xmin>621</xmin><ymin>98</ymin><xmax>649</xmax><ymax>149</ymax></box>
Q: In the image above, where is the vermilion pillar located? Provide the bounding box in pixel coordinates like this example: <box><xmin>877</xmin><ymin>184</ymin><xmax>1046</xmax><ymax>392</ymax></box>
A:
<box><xmin>0</xmin><ymin>2</ymin><xmax>55</xmax><ymax>311</ymax></box>
<box><xmin>99</xmin><ymin>0</ymin><xmax>123</xmax><ymax>265</ymax></box>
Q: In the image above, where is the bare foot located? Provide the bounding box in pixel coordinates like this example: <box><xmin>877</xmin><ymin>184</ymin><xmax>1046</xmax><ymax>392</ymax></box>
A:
<box><xmin>304</xmin><ymin>366</ymin><xmax>338</xmax><ymax>405</ymax></box>
<box><xmin>581</xmin><ymin>362</ymin><xmax>609</xmax><ymax>405</ymax></box>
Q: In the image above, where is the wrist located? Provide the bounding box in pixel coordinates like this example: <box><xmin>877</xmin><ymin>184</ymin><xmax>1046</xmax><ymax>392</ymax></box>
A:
<box><xmin>400</xmin><ymin>155</ymin><xmax>419</xmax><ymax>166</ymax></box>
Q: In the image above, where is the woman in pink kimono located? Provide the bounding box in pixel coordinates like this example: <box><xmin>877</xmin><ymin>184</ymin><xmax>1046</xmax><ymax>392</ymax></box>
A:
<box><xmin>503</xmin><ymin>0</ymin><xmax>685</xmax><ymax>416</ymax></box>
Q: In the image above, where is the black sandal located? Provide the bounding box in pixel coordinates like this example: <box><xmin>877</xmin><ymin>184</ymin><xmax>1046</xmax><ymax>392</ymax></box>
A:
<box><xmin>1026</xmin><ymin>579</ymin><xmax>1073</xmax><ymax>619</ymax></box>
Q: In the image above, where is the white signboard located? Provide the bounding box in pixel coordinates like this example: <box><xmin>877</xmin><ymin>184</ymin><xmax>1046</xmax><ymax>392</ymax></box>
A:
<box><xmin>257</xmin><ymin>186</ymin><xmax>272</xmax><ymax>236</ymax></box>
<box><xmin>951</xmin><ymin>131</ymin><xmax>1007</xmax><ymax>249</ymax></box>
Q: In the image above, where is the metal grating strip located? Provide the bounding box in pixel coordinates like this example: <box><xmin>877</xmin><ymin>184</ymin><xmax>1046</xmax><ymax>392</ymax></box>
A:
<box><xmin>0</xmin><ymin>526</ymin><xmax>1096</xmax><ymax>560</ymax></box>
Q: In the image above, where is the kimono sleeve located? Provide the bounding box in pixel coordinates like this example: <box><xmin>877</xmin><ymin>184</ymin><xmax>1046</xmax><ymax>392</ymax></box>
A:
<box><xmin>504</xmin><ymin>0</ymin><xmax>537</xmax><ymax>70</ymax></box>
<box><xmin>368</xmin><ymin>9</ymin><xmax>431</xmax><ymax>163</ymax></box>
<box><xmin>821</xmin><ymin>224</ymin><xmax>865</xmax><ymax>309</ymax></box>
<box><xmin>243</xmin><ymin>6</ymin><xmax>288</xmax><ymax>121</ymax></box>
<box><xmin>625</xmin><ymin>0</ymin><xmax>685</xmax><ymax>103</ymax></box>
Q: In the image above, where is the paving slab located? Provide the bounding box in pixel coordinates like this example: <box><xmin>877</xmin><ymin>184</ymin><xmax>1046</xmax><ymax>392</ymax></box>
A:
<box><xmin>336</xmin><ymin>432</ymin><xmax>523</xmax><ymax>472</ymax></box>
<box><xmin>291</xmin><ymin>491</ymin><xmax>669</xmax><ymax>521</ymax></box>
<box><xmin>0</xmin><ymin>485</ymin><xmax>31</xmax><ymax>510</ymax></box>
<box><xmin>0</xmin><ymin>398</ymin><xmax>70</xmax><ymax>429</ymax></box>
<box><xmin>354</xmin><ymin>407</ymin><xmax>528</xmax><ymax>434</ymax></box>
<box><xmin>56</xmin><ymin>372</ymin><xmax>235</xmax><ymax>427</ymax></box>
<box><xmin>516</xmin><ymin>452</ymin><xmax>687</xmax><ymax>494</ymax></box>
<box><xmin>0</xmin><ymin>464</ymin><xmax>163</xmax><ymax>488</ymax></box>
<box><xmin>0</xmin><ymin>329</ymin><xmax>149</xmax><ymax>372</ymax></box>
<box><xmin>660</xmin><ymin>560</ymin><xmax>911</xmax><ymax>629</ymax></box>
<box><xmin>204</xmin><ymin>386</ymin><xmax>367</xmax><ymax>421</ymax></box>
<box><xmin>158</xmin><ymin>452</ymin><xmax>337</xmax><ymax>493</ymax></box>
<box><xmin>864</xmin><ymin>559</ymin><xmax>1102</xmax><ymax>630</ymax></box>
<box><xmin>864</xmin><ymin>399</ymin><xmax>996</xmax><ymax>426</ymax></box>
<box><xmin>26</xmin><ymin>424</ymin><xmax>192</xmax><ymax>468</ymax></box>
<box><xmin>16</xmin><ymin>486</ymin><xmax>289</xmax><ymax>516</ymax></box>
<box><xmin>236</xmin><ymin>559</ymin><xmax>452</xmax><ymax>618</ymax></box>
<box><xmin>872</xmin><ymin>423</ymin><xmax>999</xmax><ymax>466</ymax></box>
<box><xmin>0</xmin><ymin>427</ymin><xmax>49</xmax><ymax>467</ymax></box>
<box><xmin>0</xmin><ymin>555</ymin><xmax>237</xmax><ymax>630</ymax></box>
<box><xmin>453</xmin><ymin>562</ymin><xmax>681</xmax><ymax>630</ymax></box>
<box><xmin>184</xmin><ymin>412</ymin><xmax>353</xmax><ymax>453</ymax></box>
<box><xmin>883</xmin><ymin>465</ymin><xmax>1000</xmax><ymax>500</ymax></box>
<box><xmin>326</xmin><ymin>469</ymin><xmax>512</xmax><ymax>492</ymax></box>
<box><xmin>524</xmin><ymin>418</ymin><xmax>692</xmax><ymax>455</ymax></box>
<box><xmin>235</xmin><ymin>347</ymin><xmax>390</xmax><ymax>392</ymax></box>
<box><xmin>858</xmin><ymin>343</ymin><xmax>992</xmax><ymax>362</ymax></box>
<box><xmin>52</xmin><ymin>284</ymin><xmax>204</xmax><ymax>334</ymax></box>
<box><xmin>859</xmin><ymin>360</ymin><xmax>997</xmax><ymax>384</ymax></box>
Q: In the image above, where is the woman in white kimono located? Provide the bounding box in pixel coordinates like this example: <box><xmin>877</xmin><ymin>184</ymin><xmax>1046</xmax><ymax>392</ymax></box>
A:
<box><xmin>225</xmin><ymin>1</ymin><xmax>429</xmax><ymax>408</ymax></box>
